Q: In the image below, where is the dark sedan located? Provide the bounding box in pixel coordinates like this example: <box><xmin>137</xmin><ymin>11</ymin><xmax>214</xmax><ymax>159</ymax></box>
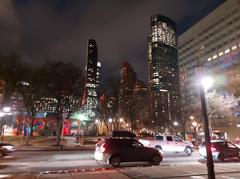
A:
<box><xmin>94</xmin><ymin>138</ymin><xmax>163</xmax><ymax>167</ymax></box>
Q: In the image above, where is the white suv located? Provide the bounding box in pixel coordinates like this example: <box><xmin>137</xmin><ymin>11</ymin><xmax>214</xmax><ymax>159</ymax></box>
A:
<box><xmin>139</xmin><ymin>135</ymin><xmax>194</xmax><ymax>155</ymax></box>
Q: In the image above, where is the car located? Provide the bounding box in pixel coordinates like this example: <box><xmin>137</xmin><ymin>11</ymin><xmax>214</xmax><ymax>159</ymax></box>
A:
<box><xmin>94</xmin><ymin>131</ymin><xmax>163</xmax><ymax>167</ymax></box>
<box><xmin>139</xmin><ymin>134</ymin><xmax>193</xmax><ymax>155</ymax></box>
<box><xmin>0</xmin><ymin>143</ymin><xmax>16</xmax><ymax>153</ymax></box>
<box><xmin>199</xmin><ymin>140</ymin><xmax>240</xmax><ymax>161</ymax></box>
<box><xmin>0</xmin><ymin>147</ymin><xmax>7</xmax><ymax>158</ymax></box>
<box><xmin>232</xmin><ymin>138</ymin><xmax>240</xmax><ymax>148</ymax></box>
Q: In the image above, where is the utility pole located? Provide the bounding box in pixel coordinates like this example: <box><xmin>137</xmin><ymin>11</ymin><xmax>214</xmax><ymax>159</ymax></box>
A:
<box><xmin>200</xmin><ymin>86</ymin><xmax>215</xmax><ymax>179</ymax></box>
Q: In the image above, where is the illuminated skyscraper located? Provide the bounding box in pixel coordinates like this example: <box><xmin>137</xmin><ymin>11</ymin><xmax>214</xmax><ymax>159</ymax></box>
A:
<box><xmin>148</xmin><ymin>15</ymin><xmax>181</xmax><ymax>132</ymax></box>
<box><xmin>119</xmin><ymin>62</ymin><xmax>137</xmax><ymax>116</ymax></box>
<box><xmin>82</xmin><ymin>39</ymin><xmax>101</xmax><ymax>119</ymax></box>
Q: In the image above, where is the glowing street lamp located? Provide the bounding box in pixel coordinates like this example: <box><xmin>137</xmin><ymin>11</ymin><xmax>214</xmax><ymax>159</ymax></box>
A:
<box><xmin>173</xmin><ymin>121</ymin><xmax>179</xmax><ymax>126</ymax></box>
<box><xmin>192</xmin><ymin>121</ymin><xmax>197</xmax><ymax>127</ymax></box>
<box><xmin>108</xmin><ymin>118</ymin><xmax>112</xmax><ymax>123</ymax></box>
<box><xmin>201</xmin><ymin>76</ymin><xmax>213</xmax><ymax>92</ymax></box>
<box><xmin>119</xmin><ymin>118</ymin><xmax>124</xmax><ymax>123</ymax></box>
<box><xmin>189</xmin><ymin>116</ymin><xmax>194</xmax><ymax>120</ymax></box>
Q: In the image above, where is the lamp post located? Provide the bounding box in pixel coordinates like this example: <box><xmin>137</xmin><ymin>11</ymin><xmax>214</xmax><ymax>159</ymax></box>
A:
<box><xmin>0</xmin><ymin>107</ymin><xmax>12</xmax><ymax>142</ymax></box>
<box><xmin>108</xmin><ymin>118</ymin><xmax>112</xmax><ymax>133</ymax></box>
<box><xmin>200</xmin><ymin>76</ymin><xmax>215</xmax><ymax>179</ymax></box>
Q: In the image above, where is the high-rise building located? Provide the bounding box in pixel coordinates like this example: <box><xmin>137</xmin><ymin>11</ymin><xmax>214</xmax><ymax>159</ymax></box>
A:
<box><xmin>178</xmin><ymin>0</ymin><xmax>240</xmax><ymax>136</ymax></box>
<box><xmin>119</xmin><ymin>62</ymin><xmax>137</xmax><ymax>116</ymax></box>
<box><xmin>148</xmin><ymin>15</ymin><xmax>181</xmax><ymax>132</ymax></box>
<box><xmin>134</xmin><ymin>80</ymin><xmax>148</xmax><ymax>97</ymax></box>
<box><xmin>82</xmin><ymin>39</ymin><xmax>101</xmax><ymax>119</ymax></box>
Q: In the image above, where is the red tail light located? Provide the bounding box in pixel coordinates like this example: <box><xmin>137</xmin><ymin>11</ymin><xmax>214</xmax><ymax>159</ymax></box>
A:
<box><xmin>100</xmin><ymin>144</ymin><xmax>105</xmax><ymax>152</ymax></box>
<box><xmin>211</xmin><ymin>147</ymin><xmax>216</xmax><ymax>152</ymax></box>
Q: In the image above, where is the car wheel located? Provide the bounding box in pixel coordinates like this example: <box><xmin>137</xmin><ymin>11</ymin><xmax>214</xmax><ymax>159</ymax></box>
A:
<box><xmin>0</xmin><ymin>150</ymin><xmax>4</xmax><ymax>158</ymax></box>
<box><xmin>109</xmin><ymin>155</ymin><xmax>121</xmax><ymax>167</ymax></box>
<box><xmin>218</xmin><ymin>153</ymin><xmax>224</xmax><ymax>162</ymax></box>
<box><xmin>155</xmin><ymin>145</ymin><xmax>162</xmax><ymax>150</ymax></box>
<box><xmin>184</xmin><ymin>147</ymin><xmax>192</xmax><ymax>156</ymax></box>
<box><xmin>151</xmin><ymin>155</ymin><xmax>162</xmax><ymax>165</ymax></box>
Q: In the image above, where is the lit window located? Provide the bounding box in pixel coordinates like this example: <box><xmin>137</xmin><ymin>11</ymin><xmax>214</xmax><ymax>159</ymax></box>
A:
<box><xmin>231</xmin><ymin>45</ymin><xmax>237</xmax><ymax>50</ymax></box>
<box><xmin>212</xmin><ymin>55</ymin><xmax>217</xmax><ymax>59</ymax></box>
<box><xmin>207</xmin><ymin>57</ymin><xmax>212</xmax><ymax>61</ymax></box>
<box><xmin>225</xmin><ymin>49</ymin><xmax>230</xmax><ymax>54</ymax></box>
<box><xmin>219</xmin><ymin>52</ymin><xmax>223</xmax><ymax>56</ymax></box>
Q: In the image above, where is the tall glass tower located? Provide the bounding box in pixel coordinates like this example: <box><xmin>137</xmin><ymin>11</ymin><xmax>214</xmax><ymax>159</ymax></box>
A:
<box><xmin>148</xmin><ymin>15</ymin><xmax>181</xmax><ymax>132</ymax></box>
<box><xmin>82</xmin><ymin>39</ymin><xmax>100</xmax><ymax>119</ymax></box>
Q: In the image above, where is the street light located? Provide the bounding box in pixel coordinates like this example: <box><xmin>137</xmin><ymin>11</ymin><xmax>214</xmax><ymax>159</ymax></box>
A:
<box><xmin>200</xmin><ymin>76</ymin><xmax>215</xmax><ymax>179</ymax></box>
<box><xmin>192</xmin><ymin>121</ymin><xmax>197</xmax><ymax>127</ymax></box>
<box><xmin>173</xmin><ymin>121</ymin><xmax>178</xmax><ymax>126</ymax></box>
<box><xmin>119</xmin><ymin>118</ymin><xmax>124</xmax><ymax>123</ymax></box>
<box><xmin>201</xmin><ymin>76</ymin><xmax>213</xmax><ymax>92</ymax></box>
<box><xmin>189</xmin><ymin>116</ymin><xmax>194</xmax><ymax>120</ymax></box>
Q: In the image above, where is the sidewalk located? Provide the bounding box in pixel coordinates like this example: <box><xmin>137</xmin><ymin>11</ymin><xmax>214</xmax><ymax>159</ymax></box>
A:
<box><xmin>9</xmin><ymin>136</ymin><xmax>97</xmax><ymax>151</ymax></box>
<box><xmin>2</xmin><ymin>163</ymin><xmax>240</xmax><ymax>179</ymax></box>
<box><xmin>15</xmin><ymin>144</ymin><xmax>95</xmax><ymax>151</ymax></box>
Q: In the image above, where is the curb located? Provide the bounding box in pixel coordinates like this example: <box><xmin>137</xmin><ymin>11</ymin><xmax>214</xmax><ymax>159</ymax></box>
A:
<box><xmin>154</xmin><ymin>170</ymin><xmax>240</xmax><ymax>179</ymax></box>
<box><xmin>39</xmin><ymin>167</ymin><xmax>114</xmax><ymax>175</ymax></box>
<box><xmin>16</xmin><ymin>148</ymin><xmax>95</xmax><ymax>152</ymax></box>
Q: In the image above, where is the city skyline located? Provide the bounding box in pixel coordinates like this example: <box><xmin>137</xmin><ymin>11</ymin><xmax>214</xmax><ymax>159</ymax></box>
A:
<box><xmin>0</xmin><ymin>0</ymin><xmax>224</xmax><ymax>83</ymax></box>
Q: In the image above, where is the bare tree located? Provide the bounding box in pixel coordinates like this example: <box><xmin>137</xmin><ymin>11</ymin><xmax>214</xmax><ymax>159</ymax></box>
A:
<box><xmin>16</xmin><ymin>66</ymin><xmax>45</xmax><ymax>144</ymax></box>
<box><xmin>39</xmin><ymin>62</ymin><xmax>84</xmax><ymax>146</ymax></box>
<box><xmin>0</xmin><ymin>54</ymin><xmax>22</xmax><ymax>106</ymax></box>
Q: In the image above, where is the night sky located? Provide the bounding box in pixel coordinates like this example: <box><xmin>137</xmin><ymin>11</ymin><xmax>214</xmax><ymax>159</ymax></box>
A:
<box><xmin>0</xmin><ymin>0</ymin><xmax>224</xmax><ymax>83</ymax></box>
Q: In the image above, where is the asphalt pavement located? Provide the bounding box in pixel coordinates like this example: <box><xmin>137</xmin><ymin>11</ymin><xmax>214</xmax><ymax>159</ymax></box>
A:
<box><xmin>1</xmin><ymin>164</ymin><xmax>240</xmax><ymax>179</ymax></box>
<box><xmin>0</xmin><ymin>150</ymin><xmax>202</xmax><ymax>174</ymax></box>
<box><xmin>1</xmin><ymin>150</ymin><xmax>240</xmax><ymax>178</ymax></box>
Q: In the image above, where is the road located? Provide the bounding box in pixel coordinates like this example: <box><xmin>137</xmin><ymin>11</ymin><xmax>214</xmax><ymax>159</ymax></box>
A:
<box><xmin>0</xmin><ymin>150</ymin><xmax>239</xmax><ymax>175</ymax></box>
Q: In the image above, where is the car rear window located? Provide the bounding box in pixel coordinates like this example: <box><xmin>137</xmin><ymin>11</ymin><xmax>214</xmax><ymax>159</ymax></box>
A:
<box><xmin>96</xmin><ymin>139</ymin><xmax>106</xmax><ymax>146</ymax></box>
<box><xmin>107</xmin><ymin>139</ymin><xmax>132</xmax><ymax>148</ymax></box>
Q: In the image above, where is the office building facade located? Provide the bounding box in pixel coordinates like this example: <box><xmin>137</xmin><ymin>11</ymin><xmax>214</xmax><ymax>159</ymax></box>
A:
<box><xmin>178</xmin><ymin>0</ymin><xmax>240</xmax><ymax>136</ymax></box>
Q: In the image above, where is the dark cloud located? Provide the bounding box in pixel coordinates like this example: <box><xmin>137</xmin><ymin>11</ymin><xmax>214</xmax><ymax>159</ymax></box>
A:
<box><xmin>0</xmin><ymin>0</ymin><xmax>224</xmax><ymax>82</ymax></box>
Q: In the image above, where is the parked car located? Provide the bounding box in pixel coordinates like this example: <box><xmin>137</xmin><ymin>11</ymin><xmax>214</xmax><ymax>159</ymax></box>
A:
<box><xmin>0</xmin><ymin>143</ymin><xmax>16</xmax><ymax>153</ymax></box>
<box><xmin>139</xmin><ymin>135</ymin><xmax>193</xmax><ymax>155</ymax></box>
<box><xmin>199</xmin><ymin>140</ymin><xmax>240</xmax><ymax>161</ymax></box>
<box><xmin>232</xmin><ymin>138</ymin><xmax>240</xmax><ymax>148</ymax></box>
<box><xmin>94</xmin><ymin>131</ymin><xmax>163</xmax><ymax>167</ymax></box>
